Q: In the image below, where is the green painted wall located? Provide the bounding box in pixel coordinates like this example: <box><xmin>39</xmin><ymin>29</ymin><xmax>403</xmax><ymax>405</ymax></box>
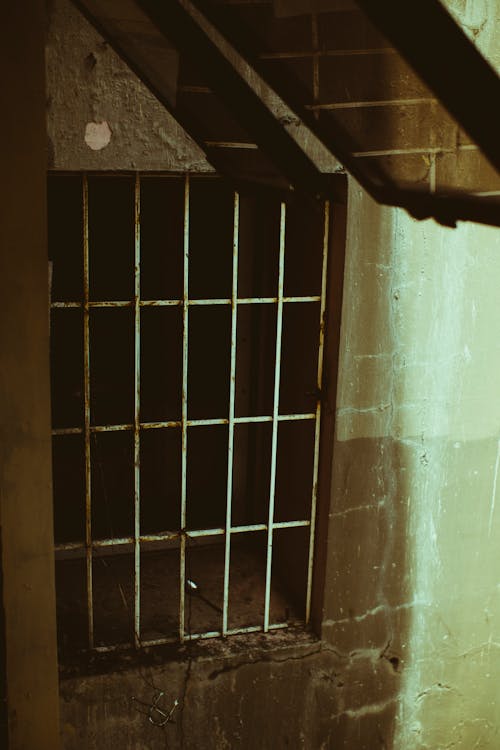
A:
<box><xmin>331</xmin><ymin>181</ymin><xmax>500</xmax><ymax>748</ymax></box>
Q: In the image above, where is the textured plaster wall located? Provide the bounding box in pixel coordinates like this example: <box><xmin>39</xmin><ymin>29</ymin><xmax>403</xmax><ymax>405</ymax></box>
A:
<box><xmin>328</xmin><ymin>180</ymin><xmax>500</xmax><ymax>749</ymax></box>
<box><xmin>46</xmin><ymin>0</ymin><xmax>211</xmax><ymax>171</ymax></box>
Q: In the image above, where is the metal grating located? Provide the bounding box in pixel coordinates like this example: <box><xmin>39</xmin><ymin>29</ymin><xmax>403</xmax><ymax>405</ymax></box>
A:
<box><xmin>50</xmin><ymin>173</ymin><xmax>330</xmax><ymax>652</ymax></box>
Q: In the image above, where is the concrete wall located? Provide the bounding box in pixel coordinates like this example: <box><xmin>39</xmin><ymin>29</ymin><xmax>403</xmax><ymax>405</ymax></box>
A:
<box><xmin>46</xmin><ymin>0</ymin><xmax>211</xmax><ymax>172</ymax></box>
<box><xmin>60</xmin><ymin>629</ymin><xmax>401</xmax><ymax>749</ymax></box>
<box><xmin>326</xmin><ymin>182</ymin><xmax>500</xmax><ymax>749</ymax></box>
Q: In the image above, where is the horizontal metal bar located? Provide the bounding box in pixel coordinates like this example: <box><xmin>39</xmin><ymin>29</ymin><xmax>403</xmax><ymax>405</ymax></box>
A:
<box><xmin>240</xmin><ymin>296</ymin><xmax>320</xmax><ymax>304</ymax></box>
<box><xmin>235</xmin><ymin>413</ymin><xmax>315</xmax><ymax>424</ymax></box>
<box><xmin>139</xmin><ymin>421</ymin><xmax>181</xmax><ymax>430</ymax></box>
<box><xmin>258</xmin><ymin>48</ymin><xmax>394</xmax><ymax>60</ymax></box>
<box><xmin>140</xmin><ymin>532</ymin><xmax>180</xmax><ymax>543</ymax></box>
<box><xmin>52</xmin><ymin>300</ymin><xmax>134</xmax><ymax>309</ymax></box>
<box><xmin>54</xmin><ymin>520</ymin><xmax>311</xmax><ymax>553</ymax></box>
<box><xmin>55</xmin><ymin>531</ymin><xmax>182</xmax><ymax>552</ymax></box>
<box><xmin>48</xmin><ymin>170</ymin><xmax>222</xmax><ymax>179</ymax></box>
<box><xmin>230</xmin><ymin>524</ymin><xmax>266</xmax><ymax>534</ymax></box>
<box><xmin>204</xmin><ymin>141</ymin><xmax>259</xmax><ymax>150</ymax></box>
<box><xmin>93</xmin><ymin>537</ymin><xmax>134</xmax><ymax>548</ymax></box>
<box><xmin>50</xmin><ymin>296</ymin><xmax>321</xmax><ymax>309</ymax></box>
<box><xmin>184</xmin><ymin>629</ymin><xmax>221</xmax><ymax>642</ymax></box>
<box><xmin>188</xmin><ymin>298</ymin><xmax>230</xmax><ymax>306</ymax></box>
<box><xmin>186</xmin><ymin>528</ymin><xmax>225</xmax><ymax>538</ymax></box>
<box><xmin>307</xmin><ymin>97</ymin><xmax>437</xmax><ymax>111</ymax></box>
<box><xmin>92</xmin><ymin>423</ymin><xmax>133</xmax><ymax>432</ymax></box>
<box><xmin>52</xmin><ymin>427</ymin><xmax>83</xmax><ymax>436</ymax></box>
<box><xmin>90</xmin><ymin>621</ymin><xmax>290</xmax><ymax>653</ymax></box>
<box><xmin>55</xmin><ymin>540</ymin><xmax>86</xmax><ymax>552</ymax></box>
<box><xmin>140</xmin><ymin>636</ymin><xmax>178</xmax><ymax>648</ymax></box>
<box><xmin>187</xmin><ymin>418</ymin><xmax>228</xmax><ymax>427</ymax></box>
<box><xmin>185</xmin><ymin>622</ymin><xmax>289</xmax><ymax>642</ymax></box>
<box><xmin>140</xmin><ymin>299</ymin><xmax>181</xmax><ymax>307</ymax></box>
<box><xmin>227</xmin><ymin>622</ymin><xmax>289</xmax><ymax>635</ymax></box>
<box><xmin>231</xmin><ymin>520</ymin><xmax>310</xmax><ymax>534</ymax></box>
<box><xmin>273</xmin><ymin>520</ymin><xmax>310</xmax><ymax>529</ymax></box>
<box><xmin>52</xmin><ymin>424</ymin><xmax>133</xmax><ymax>435</ymax></box>
<box><xmin>51</xmin><ymin>413</ymin><xmax>316</xmax><ymax>436</ymax></box>
<box><xmin>226</xmin><ymin>625</ymin><xmax>262</xmax><ymax>636</ymax></box>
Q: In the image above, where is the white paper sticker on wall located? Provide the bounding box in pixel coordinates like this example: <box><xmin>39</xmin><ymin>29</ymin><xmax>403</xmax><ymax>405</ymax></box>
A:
<box><xmin>84</xmin><ymin>121</ymin><xmax>112</xmax><ymax>151</ymax></box>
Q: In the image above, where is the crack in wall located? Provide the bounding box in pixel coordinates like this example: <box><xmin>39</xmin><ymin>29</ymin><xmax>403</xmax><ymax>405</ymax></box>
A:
<box><xmin>323</xmin><ymin>599</ymin><xmax>429</xmax><ymax>628</ymax></box>
<box><xmin>207</xmin><ymin>645</ymin><xmax>326</xmax><ymax>681</ymax></box>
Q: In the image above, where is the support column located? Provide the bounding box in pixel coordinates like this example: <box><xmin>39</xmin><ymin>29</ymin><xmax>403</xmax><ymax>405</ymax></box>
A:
<box><xmin>0</xmin><ymin>3</ymin><xmax>60</xmax><ymax>748</ymax></box>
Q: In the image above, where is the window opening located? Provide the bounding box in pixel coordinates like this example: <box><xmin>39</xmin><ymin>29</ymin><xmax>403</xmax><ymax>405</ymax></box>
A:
<box><xmin>50</xmin><ymin>173</ymin><xmax>330</xmax><ymax>656</ymax></box>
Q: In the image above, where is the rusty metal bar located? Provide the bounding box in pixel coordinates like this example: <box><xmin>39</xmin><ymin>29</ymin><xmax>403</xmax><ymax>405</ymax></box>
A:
<box><xmin>263</xmin><ymin>202</ymin><xmax>286</xmax><ymax>633</ymax></box>
<box><xmin>305</xmin><ymin>201</ymin><xmax>330</xmax><ymax>624</ymax></box>
<box><xmin>180</xmin><ymin>174</ymin><xmax>190</xmax><ymax>641</ymax></box>
<box><xmin>141</xmin><ymin>622</ymin><xmax>289</xmax><ymax>651</ymax></box>
<box><xmin>133</xmin><ymin>174</ymin><xmax>141</xmax><ymax>647</ymax></box>
<box><xmin>93</xmin><ymin>622</ymin><xmax>290</xmax><ymax>653</ymax></box>
<box><xmin>51</xmin><ymin>295</ymin><xmax>320</xmax><ymax>309</ymax></box>
<box><xmin>54</xmin><ymin>519</ymin><xmax>312</xmax><ymax>555</ymax></box>
<box><xmin>51</xmin><ymin>412</ymin><xmax>317</xmax><ymax>437</ymax></box>
<box><xmin>82</xmin><ymin>175</ymin><xmax>94</xmax><ymax>649</ymax></box>
<box><xmin>231</xmin><ymin>520</ymin><xmax>310</xmax><ymax>534</ymax></box>
<box><xmin>222</xmin><ymin>191</ymin><xmax>239</xmax><ymax>635</ymax></box>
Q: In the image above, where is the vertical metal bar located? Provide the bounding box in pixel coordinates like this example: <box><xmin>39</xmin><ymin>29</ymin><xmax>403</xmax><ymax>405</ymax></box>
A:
<box><xmin>180</xmin><ymin>175</ymin><xmax>190</xmax><ymax>641</ymax></box>
<box><xmin>222</xmin><ymin>192</ymin><xmax>239</xmax><ymax>635</ymax></box>
<box><xmin>263</xmin><ymin>202</ymin><xmax>286</xmax><ymax>632</ymax></box>
<box><xmin>83</xmin><ymin>175</ymin><xmax>94</xmax><ymax>648</ymax></box>
<box><xmin>133</xmin><ymin>174</ymin><xmax>141</xmax><ymax>647</ymax></box>
<box><xmin>305</xmin><ymin>201</ymin><xmax>330</xmax><ymax>623</ymax></box>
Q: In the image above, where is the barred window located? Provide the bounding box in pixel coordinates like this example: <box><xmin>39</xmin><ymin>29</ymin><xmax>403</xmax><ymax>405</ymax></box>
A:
<box><xmin>50</xmin><ymin>173</ymin><xmax>332</xmax><ymax>657</ymax></box>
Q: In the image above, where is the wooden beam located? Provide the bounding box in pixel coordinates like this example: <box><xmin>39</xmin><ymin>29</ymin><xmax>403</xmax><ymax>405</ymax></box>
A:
<box><xmin>0</xmin><ymin>3</ymin><xmax>60</xmax><ymax>748</ymax></box>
